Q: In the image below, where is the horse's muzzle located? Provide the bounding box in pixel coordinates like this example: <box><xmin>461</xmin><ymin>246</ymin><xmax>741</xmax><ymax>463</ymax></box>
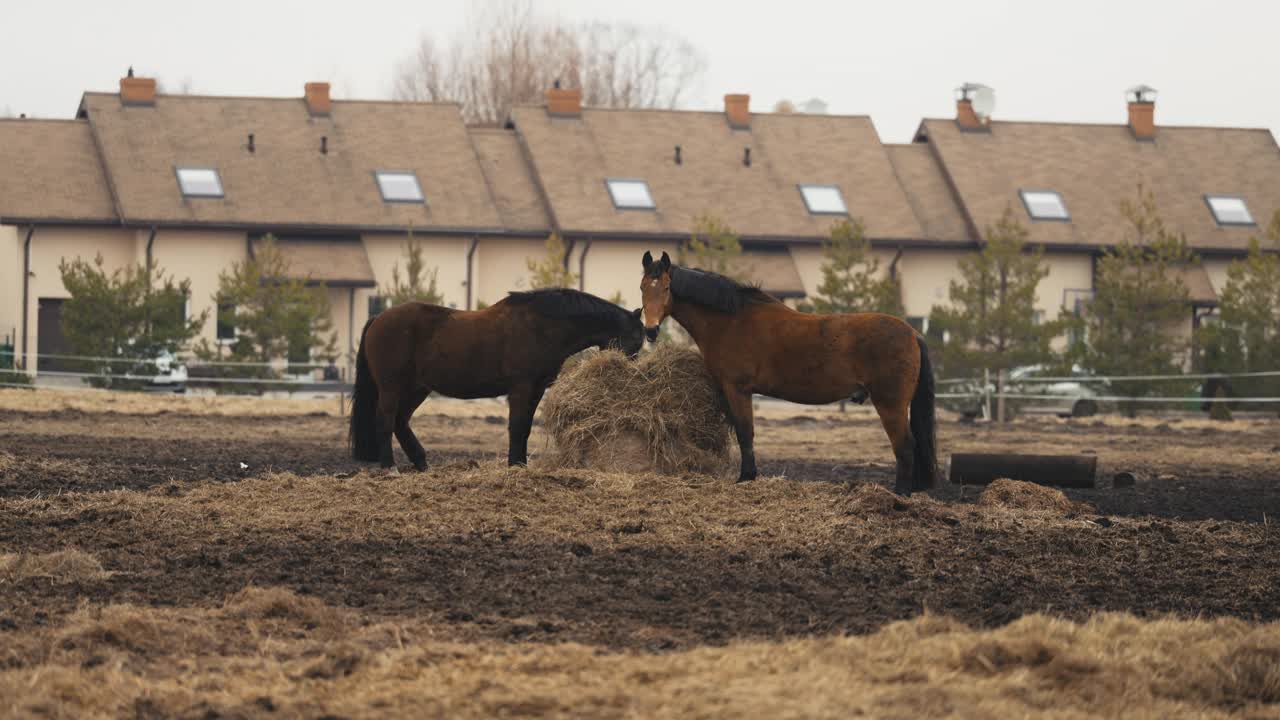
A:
<box><xmin>644</xmin><ymin>326</ymin><xmax>660</xmax><ymax>342</ymax></box>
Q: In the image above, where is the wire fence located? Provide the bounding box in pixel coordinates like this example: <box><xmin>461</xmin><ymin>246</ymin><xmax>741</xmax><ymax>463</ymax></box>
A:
<box><xmin>3</xmin><ymin>353</ymin><xmax>1278</xmax><ymax>413</ymax></box>
<box><xmin>1</xmin><ymin>352</ymin><xmax>352</xmax><ymax>395</ymax></box>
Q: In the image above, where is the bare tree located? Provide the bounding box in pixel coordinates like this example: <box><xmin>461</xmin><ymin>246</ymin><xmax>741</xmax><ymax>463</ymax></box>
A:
<box><xmin>392</xmin><ymin>1</ymin><xmax>706</xmax><ymax>125</ymax></box>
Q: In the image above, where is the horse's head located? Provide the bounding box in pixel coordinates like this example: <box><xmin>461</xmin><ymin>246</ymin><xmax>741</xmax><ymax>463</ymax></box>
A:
<box><xmin>606</xmin><ymin>307</ymin><xmax>645</xmax><ymax>359</ymax></box>
<box><xmin>640</xmin><ymin>250</ymin><xmax>673</xmax><ymax>342</ymax></box>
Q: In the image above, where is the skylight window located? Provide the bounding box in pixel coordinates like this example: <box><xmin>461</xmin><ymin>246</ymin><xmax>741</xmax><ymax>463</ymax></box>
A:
<box><xmin>606</xmin><ymin>179</ymin><xmax>655</xmax><ymax>210</ymax></box>
<box><xmin>799</xmin><ymin>185</ymin><xmax>848</xmax><ymax>215</ymax></box>
<box><xmin>1019</xmin><ymin>190</ymin><xmax>1069</xmax><ymax>221</ymax></box>
<box><xmin>375</xmin><ymin>171</ymin><xmax>425</xmax><ymax>203</ymax></box>
<box><xmin>176</xmin><ymin>167</ymin><xmax>224</xmax><ymax>198</ymax></box>
<box><xmin>1205</xmin><ymin>195</ymin><xmax>1254</xmax><ymax>226</ymax></box>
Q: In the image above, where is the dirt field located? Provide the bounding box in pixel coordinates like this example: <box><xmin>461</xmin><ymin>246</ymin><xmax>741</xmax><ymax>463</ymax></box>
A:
<box><xmin>2</xmin><ymin>388</ymin><xmax>1279</xmax><ymax>717</ymax></box>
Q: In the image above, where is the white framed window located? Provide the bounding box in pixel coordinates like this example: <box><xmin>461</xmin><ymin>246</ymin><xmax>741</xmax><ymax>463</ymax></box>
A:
<box><xmin>605</xmin><ymin>179</ymin><xmax>655</xmax><ymax>210</ymax></box>
<box><xmin>375</xmin><ymin>171</ymin><xmax>425</xmax><ymax>203</ymax></box>
<box><xmin>1019</xmin><ymin>189</ymin><xmax>1069</xmax><ymax>221</ymax></box>
<box><xmin>1205</xmin><ymin>195</ymin><xmax>1254</xmax><ymax>226</ymax></box>
<box><xmin>176</xmin><ymin>167</ymin><xmax>224</xmax><ymax>198</ymax></box>
<box><xmin>798</xmin><ymin>184</ymin><xmax>848</xmax><ymax>215</ymax></box>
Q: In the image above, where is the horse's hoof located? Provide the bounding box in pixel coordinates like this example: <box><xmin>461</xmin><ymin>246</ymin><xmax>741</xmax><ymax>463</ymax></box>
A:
<box><xmin>412</xmin><ymin>460</ymin><xmax>428</xmax><ymax>472</ymax></box>
<box><xmin>736</xmin><ymin>475</ymin><xmax>757</xmax><ymax>484</ymax></box>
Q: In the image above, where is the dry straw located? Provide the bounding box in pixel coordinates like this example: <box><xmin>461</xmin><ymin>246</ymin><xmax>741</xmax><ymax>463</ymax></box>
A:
<box><xmin>978</xmin><ymin>478</ymin><xmax>1088</xmax><ymax>514</ymax></box>
<box><xmin>541</xmin><ymin>346</ymin><xmax>732</xmax><ymax>475</ymax></box>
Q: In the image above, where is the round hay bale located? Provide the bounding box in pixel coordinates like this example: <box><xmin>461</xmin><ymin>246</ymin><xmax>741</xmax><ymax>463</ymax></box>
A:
<box><xmin>541</xmin><ymin>345</ymin><xmax>732</xmax><ymax>475</ymax></box>
<box><xmin>978</xmin><ymin>478</ymin><xmax>1078</xmax><ymax>513</ymax></box>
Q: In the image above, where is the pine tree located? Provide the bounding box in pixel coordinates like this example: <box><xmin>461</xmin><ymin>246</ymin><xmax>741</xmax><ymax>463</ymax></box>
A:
<box><xmin>1198</xmin><ymin>211</ymin><xmax>1280</xmax><ymax>409</ymax></box>
<box><xmin>199</xmin><ymin>235</ymin><xmax>337</xmax><ymax>369</ymax></box>
<box><xmin>809</xmin><ymin>219</ymin><xmax>904</xmax><ymax>316</ymax></box>
<box><xmin>383</xmin><ymin>231</ymin><xmax>443</xmax><ymax>306</ymax></box>
<box><xmin>680</xmin><ymin>214</ymin><xmax>743</xmax><ymax>279</ymax></box>
<box><xmin>526</xmin><ymin>233</ymin><xmax>579</xmax><ymax>289</ymax></box>
<box><xmin>59</xmin><ymin>255</ymin><xmax>206</xmax><ymax>388</ymax></box>
<box><xmin>930</xmin><ymin>207</ymin><xmax>1061</xmax><ymax>382</ymax></box>
<box><xmin>1081</xmin><ymin>184</ymin><xmax>1196</xmax><ymax>414</ymax></box>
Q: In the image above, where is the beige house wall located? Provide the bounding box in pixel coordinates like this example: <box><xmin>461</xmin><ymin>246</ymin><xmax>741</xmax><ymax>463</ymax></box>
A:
<box><xmin>579</xmin><ymin>239</ymin><xmax>679</xmax><ymax>308</ymax></box>
<box><xmin>0</xmin><ymin>226</ymin><xmax>19</xmax><ymax>357</ymax></box>
<box><xmin>475</xmin><ymin>237</ymin><xmax>545</xmax><ymax>307</ymax></box>
<box><xmin>21</xmin><ymin>227</ymin><xmax>136</xmax><ymax>371</ymax></box>
<box><xmin>362</xmin><ymin>233</ymin><xmax>472</xmax><ymax>310</ymax></box>
<box><xmin>149</xmin><ymin>230</ymin><xmax>248</xmax><ymax>349</ymax></box>
<box><xmin>898</xmin><ymin>249</ymin><xmax>970</xmax><ymax>319</ymax></box>
<box><xmin>788</xmin><ymin>244</ymin><xmax>897</xmax><ymax>300</ymax></box>
<box><xmin>1037</xmin><ymin>253</ymin><xmax>1094</xmax><ymax>318</ymax></box>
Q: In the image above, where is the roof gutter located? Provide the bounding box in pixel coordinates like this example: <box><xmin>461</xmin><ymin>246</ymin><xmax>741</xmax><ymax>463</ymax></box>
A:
<box><xmin>465</xmin><ymin>235</ymin><xmax>479</xmax><ymax>310</ymax></box>
<box><xmin>20</xmin><ymin>225</ymin><xmax>34</xmax><ymax>373</ymax></box>
<box><xmin>145</xmin><ymin>225</ymin><xmax>157</xmax><ymax>273</ymax></box>
<box><xmin>577</xmin><ymin>238</ymin><xmax>592</xmax><ymax>292</ymax></box>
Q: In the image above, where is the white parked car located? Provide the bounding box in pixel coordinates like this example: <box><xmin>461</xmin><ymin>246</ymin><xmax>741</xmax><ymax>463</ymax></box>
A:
<box><xmin>946</xmin><ymin>364</ymin><xmax>1106</xmax><ymax>419</ymax></box>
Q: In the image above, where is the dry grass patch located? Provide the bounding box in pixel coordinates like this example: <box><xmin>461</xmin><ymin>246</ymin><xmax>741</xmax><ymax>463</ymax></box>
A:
<box><xmin>2</xmin><ymin>596</ymin><xmax>1279</xmax><ymax>719</ymax></box>
<box><xmin>0</xmin><ymin>549</ymin><xmax>110</xmax><ymax>584</ymax></box>
<box><xmin>979</xmin><ymin>478</ymin><xmax>1092</xmax><ymax>514</ymax></box>
<box><xmin>542</xmin><ymin>347</ymin><xmax>733</xmax><ymax>475</ymax></box>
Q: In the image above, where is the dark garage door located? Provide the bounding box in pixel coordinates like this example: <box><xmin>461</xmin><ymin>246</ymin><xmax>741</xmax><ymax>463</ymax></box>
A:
<box><xmin>37</xmin><ymin>298</ymin><xmax>69</xmax><ymax>372</ymax></box>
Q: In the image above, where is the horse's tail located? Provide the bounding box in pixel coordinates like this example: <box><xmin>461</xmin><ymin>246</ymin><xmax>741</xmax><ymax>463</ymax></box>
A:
<box><xmin>349</xmin><ymin>317</ymin><xmax>381</xmax><ymax>461</ymax></box>
<box><xmin>910</xmin><ymin>335</ymin><xmax>938</xmax><ymax>490</ymax></box>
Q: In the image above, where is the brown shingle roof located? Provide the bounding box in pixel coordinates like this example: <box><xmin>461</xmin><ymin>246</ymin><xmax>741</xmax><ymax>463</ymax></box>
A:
<box><xmin>739</xmin><ymin>248</ymin><xmax>805</xmax><ymax>298</ymax></box>
<box><xmin>252</xmin><ymin>237</ymin><xmax>376</xmax><ymax>287</ymax></box>
<box><xmin>885</xmin><ymin>144</ymin><xmax>973</xmax><ymax>243</ymax></box>
<box><xmin>1175</xmin><ymin>264</ymin><xmax>1217</xmax><ymax>304</ymax></box>
<box><xmin>0</xmin><ymin>119</ymin><xmax>117</xmax><ymax>222</ymax></box>
<box><xmin>468</xmin><ymin>128</ymin><xmax>551</xmax><ymax>232</ymax></box>
<box><xmin>510</xmin><ymin>107</ymin><xmax>924</xmax><ymax>241</ymax></box>
<box><xmin>920</xmin><ymin>119</ymin><xmax>1280</xmax><ymax>252</ymax></box>
<box><xmin>81</xmin><ymin>93</ymin><xmax>505</xmax><ymax>231</ymax></box>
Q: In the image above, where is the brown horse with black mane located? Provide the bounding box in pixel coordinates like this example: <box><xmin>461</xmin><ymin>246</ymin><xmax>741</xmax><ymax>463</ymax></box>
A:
<box><xmin>350</xmin><ymin>288</ymin><xmax>645</xmax><ymax>470</ymax></box>
<box><xmin>640</xmin><ymin>251</ymin><xmax>937</xmax><ymax>495</ymax></box>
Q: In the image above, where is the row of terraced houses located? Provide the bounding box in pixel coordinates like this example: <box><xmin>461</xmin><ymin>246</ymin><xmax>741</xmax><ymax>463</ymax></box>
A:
<box><xmin>2</xmin><ymin>74</ymin><xmax>1279</xmax><ymax>376</ymax></box>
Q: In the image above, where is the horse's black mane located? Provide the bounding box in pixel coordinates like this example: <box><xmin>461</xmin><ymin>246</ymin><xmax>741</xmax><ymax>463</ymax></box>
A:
<box><xmin>665</xmin><ymin>266</ymin><xmax>779</xmax><ymax>314</ymax></box>
<box><xmin>505</xmin><ymin>288</ymin><xmax>628</xmax><ymax>323</ymax></box>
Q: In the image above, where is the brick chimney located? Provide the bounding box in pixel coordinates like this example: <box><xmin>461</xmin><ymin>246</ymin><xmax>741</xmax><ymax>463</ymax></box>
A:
<box><xmin>954</xmin><ymin>83</ymin><xmax>992</xmax><ymax>130</ymax></box>
<box><xmin>120</xmin><ymin>69</ymin><xmax>156</xmax><ymax>106</ymax></box>
<box><xmin>546</xmin><ymin>84</ymin><xmax>582</xmax><ymax>116</ymax></box>
<box><xmin>305</xmin><ymin>82</ymin><xmax>331</xmax><ymax>116</ymax></box>
<box><xmin>1126</xmin><ymin>85</ymin><xmax>1157</xmax><ymax>140</ymax></box>
<box><xmin>724</xmin><ymin>94</ymin><xmax>750</xmax><ymax>129</ymax></box>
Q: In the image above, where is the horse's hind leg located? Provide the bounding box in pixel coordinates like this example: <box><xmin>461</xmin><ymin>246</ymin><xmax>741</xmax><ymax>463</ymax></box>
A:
<box><xmin>375</xmin><ymin>387</ymin><xmax>402</xmax><ymax>469</ymax></box>
<box><xmin>395</xmin><ymin>389</ymin><xmax>430</xmax><ymax>471</ymax></box>
<box><xmin>872</xmin><ymin>395</ymin><xmax>916</xmax><ymax>496</ymax></box>
<box><xmin>722</xmin><ymin>386</ymin><xmax>758</xmax><ymax>482</ymax></box>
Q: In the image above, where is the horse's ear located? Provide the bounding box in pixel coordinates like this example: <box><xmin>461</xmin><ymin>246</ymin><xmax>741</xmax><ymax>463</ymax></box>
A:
<box><xmin>642</xmin><ymin>251</ymin><xmax>653</xmax><ymax>270</ymax></box>
<box><xmin>659</xmin><ymin>251</ymin><xmax>671</xmax><ymax>271</ymax></box>
<box><xmin>631</xmin><ymin>307</ymin><xmax>642</xmax><ymax>319</ymax></box>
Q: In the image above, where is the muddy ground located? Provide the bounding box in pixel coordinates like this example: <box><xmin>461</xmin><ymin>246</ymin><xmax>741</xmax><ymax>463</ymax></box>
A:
<box><xmin>2</xmin><ymin>401</ymin><xmax>1279</xmax><ymax>658</ymax></box>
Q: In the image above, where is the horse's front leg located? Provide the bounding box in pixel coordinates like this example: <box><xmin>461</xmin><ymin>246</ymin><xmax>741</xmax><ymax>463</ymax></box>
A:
<box><xmin>722</xmin><ymin>385</ymin><xmax>757</xmax><ymax>482</ymax></box>
<box><xmin>506</xmin><ymin>380</ymin><xmax>548</xmax><ymax>466</ymax></box>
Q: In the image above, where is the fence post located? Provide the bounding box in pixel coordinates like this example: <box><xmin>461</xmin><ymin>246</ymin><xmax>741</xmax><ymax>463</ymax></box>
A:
<box><xmin>982</xmin><ymin>368</ymin><xmax>992</xmax><ymax>421</ymax></box>
<box><xmin>996</xmin><ymin>368</ymin><xmax>1007</xmax><ymax>423</ymax></box>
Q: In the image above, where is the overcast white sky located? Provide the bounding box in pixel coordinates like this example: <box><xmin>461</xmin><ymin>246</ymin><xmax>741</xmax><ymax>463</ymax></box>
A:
<box><xmin>3</xmin><ymin>0</ymin><xmax>1277</xmax><ymax>143</ymax></box>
